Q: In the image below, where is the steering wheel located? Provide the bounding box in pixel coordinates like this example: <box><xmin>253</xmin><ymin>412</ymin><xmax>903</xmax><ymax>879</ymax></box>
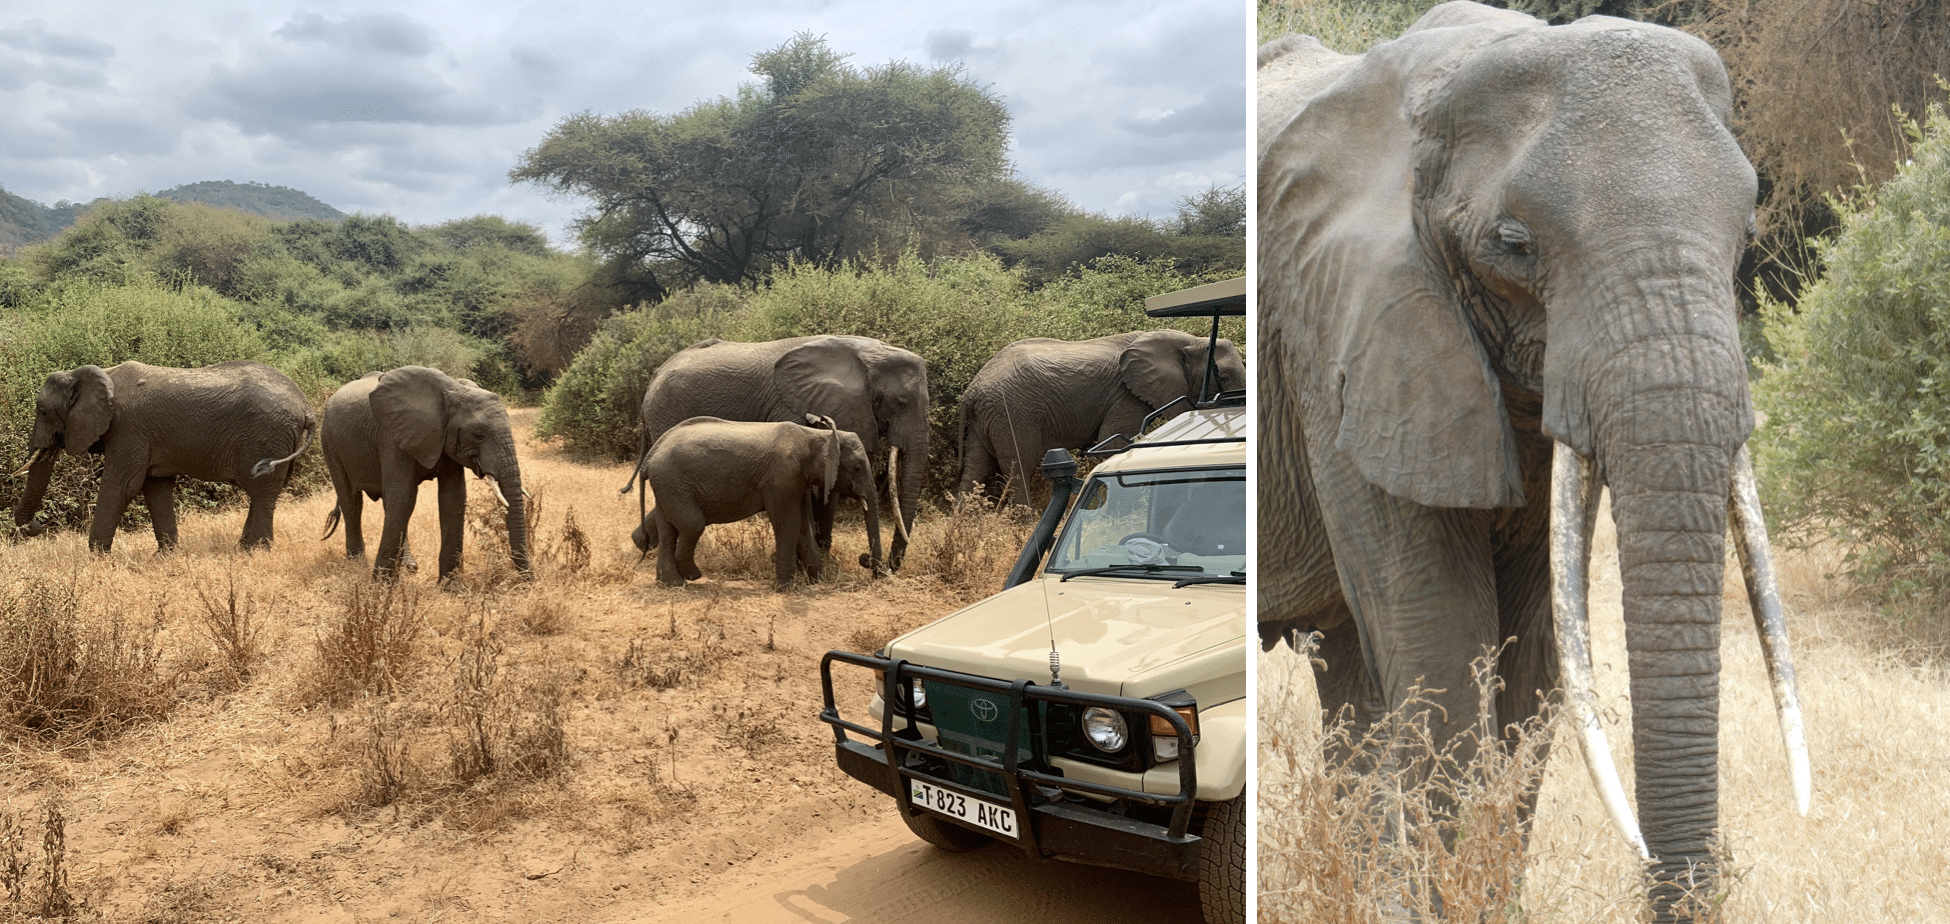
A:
<box><xmin>1118</xmin><ymin>532</ymin><xmax>1169</xmax><ymax>545</ymax></box>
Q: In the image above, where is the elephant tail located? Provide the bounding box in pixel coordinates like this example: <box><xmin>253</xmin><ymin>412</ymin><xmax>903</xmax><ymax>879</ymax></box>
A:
<box><xmin>617</xmin><ymin>444</ymin><xmax>651</xmax><ymax>496</ymax></box>
<box><xmin>252</xmin><ymin>414</ymin><xmax>316</xmax><ymax>478</ymax></box>
<box><xmin>321</xmin><ymin>503</ymin><xmax>341</xmax><ymax>541</ymax></box>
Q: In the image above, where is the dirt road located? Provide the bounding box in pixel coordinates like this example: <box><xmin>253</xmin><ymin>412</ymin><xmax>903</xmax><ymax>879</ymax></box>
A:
<box><xmin>626</xmin><ymin>810</ymin><xmax>1202</xmax><ymax>923</ymax></box>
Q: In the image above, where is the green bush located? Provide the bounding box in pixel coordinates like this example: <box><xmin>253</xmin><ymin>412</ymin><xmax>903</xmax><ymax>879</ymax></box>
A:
<box><xmin>535</xmin><ymin>285</ymin><xmax>751</xmax><ymax>459</ymax></box>
<box><xmin>1755</xmin><ymin>101</ymin><xmax>1950</xmax><ymax>612</ymax></box>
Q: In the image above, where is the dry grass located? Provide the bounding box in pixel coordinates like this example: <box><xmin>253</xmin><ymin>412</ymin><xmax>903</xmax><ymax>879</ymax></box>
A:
<box><xmin>1259</xmin><ymin>498</ymin><xmax>1950</xmax><ymax>922</ymax></box>
<box><xmin>0</xmin><ymin>407</ymin><xmax>1011</xmax><ymax>921</ymax></box>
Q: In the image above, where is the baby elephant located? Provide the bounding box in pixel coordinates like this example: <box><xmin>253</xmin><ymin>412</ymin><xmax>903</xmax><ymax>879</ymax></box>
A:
<box><xmin>631</xmin><ymin>415</ymin><xmax>888</xmax><ymax>589</ymax></box>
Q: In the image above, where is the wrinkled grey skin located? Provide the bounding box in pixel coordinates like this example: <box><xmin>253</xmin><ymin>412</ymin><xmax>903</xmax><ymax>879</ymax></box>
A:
<box><xmin>1259</xmin><ymin>4</ymin><xmax>1760</xmax><ymax>918</ymax></box>
<box><xmin>957</xmin><ymin>330</ymin><xmax>1246</xmax><ymax>505</ymax></box>
<box><xmin>13</xmin><ymin>360</ymin><xmax>314</xmax><ymax>551</ymax></box>
<box><xmin>321</xmin><ymin>366</ymin><xmax>531</xmax><ymax>582</ymax></box>
<box><xmin>622</xmin><ymin>336</ymin><xmax>927</xmax><ymax>571</ymax></box>
<box><xmin>630</xmin><ymin>415</ymin><xmax>885</xmax><ymax>589</ymax></box>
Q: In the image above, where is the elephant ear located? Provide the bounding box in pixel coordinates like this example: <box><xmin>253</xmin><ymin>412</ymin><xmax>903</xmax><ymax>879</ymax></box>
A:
<box><xmin>370</xmin><ymin>366</ymin><xmax>451</xmax><ymax>470</ymax></box>
<box><xmin>1120</xmin><ymin>331</ymin><xmax>1199</xmax><ymax>411</ymax></box>
<box><xmin>65</xmin><ymin>365</ymin><xmax>115</xmax><ymax>458</ymax></box>
<box><xmin>1258</xmin><ymin>15</ymin><xmax>1532</xmax><ymax>509</ymax></box>
<box><xmin>775</xmin><ymin>339</ymin><xmax>875</xmax><ymax>439</ymax></box>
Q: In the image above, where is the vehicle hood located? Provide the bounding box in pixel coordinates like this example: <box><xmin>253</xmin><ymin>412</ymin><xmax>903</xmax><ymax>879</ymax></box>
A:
<box><xmin>885</xmin><ymin>574</ymin><xmax>1245</xmax><ymax>698</ymax></box>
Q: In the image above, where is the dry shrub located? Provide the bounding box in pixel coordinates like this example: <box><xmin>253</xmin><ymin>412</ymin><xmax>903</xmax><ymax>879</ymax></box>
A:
<box><xmin>0</xmin><ymin>577</ymin><xmax>172</xmax><ymax>744</ymax></box>
<box><xmin>1260</xmin><ymin>648</ymin><xmax>1554</xmax><ymax>924</ymax></box>
<box><xmin>616</xmin><ymin>605</ymin><xmax>738</xmax><ymax>690</ymax></box>
<box><xmin>908</xmin><ymin>492</ymin><xmax>1035</xmax><ymax>599</ymax></box>
<box><xmin>464</xmin><ymin>480</ymin><xmax>543</xmax><ymax>588</ymax></box>
<box><xmin>444</xmin><ymin>612</ymin><xmax>570</xmax><ymax>786</ymax></box>
<box><xmin>346</xmin><ymin>699</ymin><xmax>421</xmax><ymax>809</ymax></box>
<box><xmin>306</xmin><ymin>581</ymin><xmax>424</xmax><ymax>706</ymax></box>
<box><xmin>511</xmin><ymin>586</ymin><xmax>575</xmax><ymax>636</ymax></box>
<box><xmin>0</xmin><ymin>800</ymin><xmax>76</xmax><ymax>921</ymax></box>
<box><xmin>190</xmin><ymin>576</ymin><xmax>271</xmax><ymax>690</ymax></box>
<box><xmin>718</xmin><ymin>705</ymin><xmax>785</xmax><ymax>759</ymax></box>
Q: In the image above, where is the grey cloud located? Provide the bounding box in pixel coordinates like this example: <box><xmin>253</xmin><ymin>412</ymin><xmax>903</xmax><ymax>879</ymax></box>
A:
<box><xmin>0</xmin><ymin>20</ymin><xmax>114</xmax><ymax>61</ymax></box>
<box><xmin>48</xmin><ymin>109</ymin><xmax>180</xmax><ymax>157</ymax></box>
<box><xmin>274</xmin><ymin>12</ymin><xmax>435</xmax><ymax>58</ymax></box>
<box><xmin>1115</xmin><ymin>83</ymin><xmax>1245</xmax><ymax>137</ymax></box>
<box><xmin>924</xmin><ymin>28</ymin><xmax>973</xmax><ymax>62</ymax></box>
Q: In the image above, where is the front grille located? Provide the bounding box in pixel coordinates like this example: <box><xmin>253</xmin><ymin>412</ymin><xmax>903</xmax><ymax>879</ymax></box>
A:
<box><xmin>924</xmin><ymin>681</ymin><xmax>1033</xmax><ymax>796</ymax></box>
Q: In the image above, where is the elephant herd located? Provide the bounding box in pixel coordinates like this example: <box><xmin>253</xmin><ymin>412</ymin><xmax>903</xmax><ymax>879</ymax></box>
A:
<box><xmin>6</xmin><ymin>326</ymin><xmax>1243</xmax><ymax>591</ymax></box>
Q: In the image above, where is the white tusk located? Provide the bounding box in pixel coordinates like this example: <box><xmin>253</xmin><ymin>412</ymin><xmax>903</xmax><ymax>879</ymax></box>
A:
<box><xmin>1550</xmin><ymin>442</ymin><xmax>1649</xmax><ymax>859</ymax></box>
<box><xmin>484</xmin><ymin>475</ymin><xmax>510</xmax><ymax>509</ymax></box>
<box><xmin>11</xmin><ymin>447</ymin><xmax>51</xmax><ymax>479</ymax></box>
<box><xmin>888</xmin><ymin>445</ymin><xmax>911</xmax><ymax>546</ymax></box>
<box><xmin>1729</xmin><ymin>447</ymin><xmax>1812</xmax><ymax>816</ymax></box>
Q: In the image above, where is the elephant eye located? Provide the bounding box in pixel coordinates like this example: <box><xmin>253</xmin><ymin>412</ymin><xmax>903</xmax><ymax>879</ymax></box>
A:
<box><xmin>1494</xmin><ymin>221</ymin><xmax>1534</xmax><ymax>256</ymax></box>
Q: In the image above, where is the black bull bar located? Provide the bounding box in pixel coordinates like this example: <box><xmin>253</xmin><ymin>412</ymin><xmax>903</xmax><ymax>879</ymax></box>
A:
<box><xmin>818</xmin><ymin>650</ymin><xmax>1202</xmax><ymax>881</ymax></box>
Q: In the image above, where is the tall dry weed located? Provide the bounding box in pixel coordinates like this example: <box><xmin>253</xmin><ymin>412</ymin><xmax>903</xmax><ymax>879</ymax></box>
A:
<box><xmin>0</xmin><ymin>800</ymin><xmax>76</xmax><ymax>921</ymax></box>
<box><xmin>908</xmin><ymin>492</ymin><xmax>1035</xmax><ymax>599</ymax></box>
<box><xmin>0</xmin><ymin>576</ymin><xmax>172</xmax><ymax>744</ymax></box>
<box><xmin>306</xmin><ymin>581</ymin><xmax>424</xmax><ymax>705</ymax></box>
<box><xmin>190</xmin><ymin>576</ymin><xmax>271</xmax><ymax>689</ymax></box>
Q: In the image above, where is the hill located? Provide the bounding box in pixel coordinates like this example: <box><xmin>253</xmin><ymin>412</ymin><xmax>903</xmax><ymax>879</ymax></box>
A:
<box><xmin>157</xmin><ymin>179</ymin><xmax>346</xmax><ymax>222</ymax></box>
<box><xmin>0</xmin><ymin>185</ymin><xmax>90</xmax><ymax>255</ymax></box>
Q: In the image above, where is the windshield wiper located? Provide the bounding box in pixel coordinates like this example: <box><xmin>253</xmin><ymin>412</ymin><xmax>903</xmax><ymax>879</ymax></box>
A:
<box><xmin>1058</xmin><ymin>563</ymin><xmax>1205</xmax><ymax>582</ymax></box>
<box><xmin>1173</xmin><ymin>570</ymin><xmax>1246</xmax><ymax>588</ymax></box>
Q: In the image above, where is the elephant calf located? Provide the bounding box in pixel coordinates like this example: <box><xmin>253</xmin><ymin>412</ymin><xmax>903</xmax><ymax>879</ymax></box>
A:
<box><xmin>958</xmin><ymin>329</ymin><xmax>1245</xmax><ymax>505</ymax></box>
<box><xmin>631</xmin><ymin>415</ymin><xmax>886</xmax><ymax>590</ymax></box>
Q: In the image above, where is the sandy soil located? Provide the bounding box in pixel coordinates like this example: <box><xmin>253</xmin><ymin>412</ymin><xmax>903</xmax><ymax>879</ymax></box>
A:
<box><xmin>0</xmin><ymin>408</ymin><xmax>1198</xmax><ymax>923</ymax></box>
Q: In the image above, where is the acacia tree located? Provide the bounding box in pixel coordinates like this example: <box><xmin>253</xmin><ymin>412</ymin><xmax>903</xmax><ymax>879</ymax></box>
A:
<box><xmin>510</xmin><ymin>34</ymin><xmax>1013</xmax><ymax>302</ymax></box>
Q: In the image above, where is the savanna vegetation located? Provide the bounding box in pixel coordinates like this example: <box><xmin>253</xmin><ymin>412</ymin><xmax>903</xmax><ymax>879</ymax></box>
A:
<box><xmin>0</xmin><ymin>30</ymin><xmax>1242</xmax><ymax>922</ymax></box>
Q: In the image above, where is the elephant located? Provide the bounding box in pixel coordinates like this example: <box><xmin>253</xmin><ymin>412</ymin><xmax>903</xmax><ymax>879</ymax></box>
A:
<box><xmin>12</xmin><ymin>360</ymin><xmax>314</xmax><ymax>551</ymax></box>
<box><xmin>956</xmin><ymin>329</ymin><xmax>1245</xmax><ymax>505</ymax></box>
<box><xmin>320</xmin><ymin>366</ymin><xmax>532</xmax><ymax>582</ymax></box>
<box><xmin>619</xmin><ymin>335</ymin><xmax>927</xmax><ymax>571</ymax></box>
<box><xmin>629</xmin><ymin>414</ymin><xmax>886</xmax><ymax>589</ymax></box>
<box><xmin>1257</xmin><ymin>4</ymin><xmax>1809</xmax><ymax>919</ymax></box>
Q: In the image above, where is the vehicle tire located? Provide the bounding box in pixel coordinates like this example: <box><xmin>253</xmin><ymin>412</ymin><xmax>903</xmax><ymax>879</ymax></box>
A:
<box><xmin>1198</xmin><ymin>796</ymin><xmax>1245</xmax><ymax>924</ymax></box>
<box><xmin>901</xmin><ymin>808</ymin><xmax>993</xmax><ymax>852</ymax></box>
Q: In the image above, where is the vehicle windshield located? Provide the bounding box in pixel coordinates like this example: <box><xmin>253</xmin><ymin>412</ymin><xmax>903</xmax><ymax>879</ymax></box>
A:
<box><xmin>1046</xmin><ymin>467</ymin><xmax>1246</xmax><ymax>578</ymax></box>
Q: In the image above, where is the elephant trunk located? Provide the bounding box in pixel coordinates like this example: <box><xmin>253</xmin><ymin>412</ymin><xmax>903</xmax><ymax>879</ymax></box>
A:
<box><xmin>501</xmin><ymin>474</ymin><xmax>533</xmax><ymax>580</ymax></box>
<box><xmin>890</xmin><ymin>432</ymin><xmax>925</xmax><ymax>570</ymax></box>
<box><xmin>13</xmin><ymin>447</ymin><xmax>58</xmax><ymax>535</ymax></box>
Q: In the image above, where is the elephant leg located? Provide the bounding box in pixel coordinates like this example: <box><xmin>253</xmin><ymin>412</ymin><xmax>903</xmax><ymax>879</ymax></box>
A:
<box><xmin>88</xmin><ymin>467</ymin><xmax>146</xmax><ymax>553</ymax></box>
<box><xmin>812</xmin><ymin>495</ymin><xmax>835</xmax><ymax>553</ymax></box>
<box><xmin>770</xmin><ymin>507</ymin><xmax>803</xmax><ymax>589</ymax></box>
<box><xmin>654</xmin><ymin>512</ymin><xmax>684</xmax><ymax>586</ymax></box>
<box><xmin>436</xmin><ymin>469</ymin><xmax>465</xmax><ymax>581</ymax></box>
<box><xmin>240</xmin><ymin>482</ymin><xmax>277</xmax><ymax>549</ymax></box>
<box><xmin>373</xmin><ymin>482</ymin><xmax>419</xmax><ymax>580</ymax></box>
<box><xmin>1309</xmin><ymin>443</ymin><xmax>1502</xmax><ymax>790</ymax></box>
<box><xmin>959</xmin><ymin>427</ymin><xmax>999</xmax><ymax>499</ymax></box>
<box><xmin>795</xmin><ymin>495</ymin><xmax>824</xmax><ymax>583</ymax></box>
<box><xmin>1310</xmin><ymin>612</ymin><xmax>1385</xmax><ymax>775</ymax></box>
<box><xmin>143</xmin><ymin>477</ymin><xmax>180</xmax><ymax>551</ymax></box>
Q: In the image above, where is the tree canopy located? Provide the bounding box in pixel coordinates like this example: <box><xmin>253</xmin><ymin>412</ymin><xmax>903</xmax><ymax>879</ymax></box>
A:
<box><xmin>511</xmin><ymin>33</ymin><xmax>1014</xmax><ymax>302</ymax></box>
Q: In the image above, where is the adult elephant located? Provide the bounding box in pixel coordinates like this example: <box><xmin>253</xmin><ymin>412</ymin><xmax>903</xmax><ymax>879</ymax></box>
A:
<box><xmin>621</xmin><ymin>336</ymin><xmax>927</xmax><ymax>571</ymax></box>
<box><xmin>957</xmin><ymin>330</ymin><xmax>1245</xmax><ymax>505</ymax></box>
<box><xmin>630</xmin><ymin>414</ymin><xmax>887</xmax><ymax>589</ymax></box>
<box><xmin>321</xmin><ymin>366</ymin><xmax>531</xmax><ymax>582</ymax></box>
<box><xmin>12</xmin><ymin>361</ymin><xmax>314</xmax><ymax>551</ymax></box>
<box><xmin>1257</xmin><ymin>4</ymin><xmax>1808</xmax><ymax>920</ymax></box>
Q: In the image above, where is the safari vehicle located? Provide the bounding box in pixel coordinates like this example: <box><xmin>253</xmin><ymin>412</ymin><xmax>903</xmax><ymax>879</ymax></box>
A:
<box><xmin>819</xmin><ymin>277</ymin><xmax>1247</xmax><ymax>924</ymax></box>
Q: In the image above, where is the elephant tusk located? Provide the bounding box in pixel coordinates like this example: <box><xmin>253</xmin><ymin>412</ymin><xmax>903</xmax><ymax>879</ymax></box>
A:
<box><xmin>1729</xmin><ymin>447</ymin><xmax>1813</xmax><ymax>817</ymax></box>
<box><xmin>1549</xmin><ymin>442</ymin><xmax>1649</xmax><ymax>859</ymax></box>
<box><xmin>484</xmin><ymin>475</ymin><xmax>511</xmax><ymax>509</ymax></box>
<box><xmin>889</xmin><ymin>446</ymin><xmax>911</xmax><ymax>546</ymax></box>
<box><xmin>11</xmin><ymin>447</ymin><xmax>51</xmax><ymax>479</ymax></box>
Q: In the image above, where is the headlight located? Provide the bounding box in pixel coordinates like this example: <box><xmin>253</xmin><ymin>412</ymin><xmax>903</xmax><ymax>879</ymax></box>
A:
<box><xmin>910</xmin><ymin>679</ymin><xmax>927</xmax><ymax>712</ymax></box>
<box><xmin>1081</xmin><ymin>707</ymin><xmax>1129</xmax><ymax>753</ymax></box>
<box><xmin>1149</xmin><ymin>706</ymin><xmax>1200</xmax><ymax>762</ymax></box>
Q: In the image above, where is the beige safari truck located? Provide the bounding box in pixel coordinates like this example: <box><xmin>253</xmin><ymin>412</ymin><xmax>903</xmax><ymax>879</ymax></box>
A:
<box><xmin>819</xmin><ymin>277</ymin><xmax>1247</xmax><ymax>924</ymax></box>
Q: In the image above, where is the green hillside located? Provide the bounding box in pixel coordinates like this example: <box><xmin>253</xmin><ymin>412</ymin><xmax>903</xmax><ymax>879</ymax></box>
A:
<box><xmin>157</xmin><ymin>180</ymin><xmax>346</xmax><ymax>223</ymax></box>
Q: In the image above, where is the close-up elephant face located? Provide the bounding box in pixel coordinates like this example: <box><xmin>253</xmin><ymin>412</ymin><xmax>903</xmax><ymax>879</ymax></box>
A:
<box><xmin>1123</xmin><ymin>331</ymin><xmax>1247</xmax><ymax>410</ymax></box>
<box><xmin>1258</xmin><ymin>6</ymin><xmax>1804</xmax><ymax>919</ymax></box>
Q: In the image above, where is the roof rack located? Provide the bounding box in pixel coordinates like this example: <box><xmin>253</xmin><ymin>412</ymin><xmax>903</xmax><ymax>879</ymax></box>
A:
<box><xmin>1086</xmin><ymin>277</ymin><xmax>1247</xmax><ymax>458</ymax></box>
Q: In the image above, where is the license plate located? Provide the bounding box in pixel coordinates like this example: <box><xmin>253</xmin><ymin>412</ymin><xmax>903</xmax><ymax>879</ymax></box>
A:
<box><xmin>910</xmin><ymin>779</ymin><xmax>1019</xmax><ymax>838</ymax></box>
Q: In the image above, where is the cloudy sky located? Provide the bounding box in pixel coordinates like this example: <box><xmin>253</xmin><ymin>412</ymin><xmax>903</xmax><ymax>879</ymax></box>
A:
<box><xmin>0</xmin><ymin>0</ymin><xmax>1248</xmax><ymax>246</ymax></box>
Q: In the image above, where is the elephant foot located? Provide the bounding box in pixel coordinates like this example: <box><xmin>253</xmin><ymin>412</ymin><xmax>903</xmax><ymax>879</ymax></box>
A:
<box><xmin>858</xmin><ymin>553</ymin><xmax>891</xmax><ymax>578</ymax></box>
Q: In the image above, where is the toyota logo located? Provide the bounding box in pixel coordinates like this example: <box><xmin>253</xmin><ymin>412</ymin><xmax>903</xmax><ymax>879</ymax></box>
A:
<box><xmin>970</xmin><ymin>698</ymin><xmax>999</xmax><ymax>722</ymax></box>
